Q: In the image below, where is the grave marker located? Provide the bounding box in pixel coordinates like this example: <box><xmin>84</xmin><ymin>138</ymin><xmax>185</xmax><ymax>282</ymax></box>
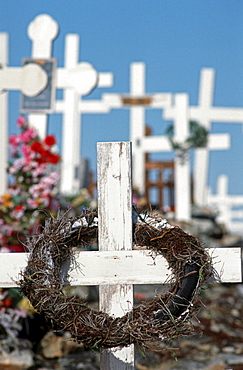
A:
<box><xmin>0</xmin><ymin>142</ymin><xmax>242</xmax><ymax>369</ymax></box>
<box><xmin>101</xmin><ymin>64</ymin><xmax>232</xmax><ymax>222</ymax></box>
<box><xmin>167</xmin><ymin>67</ymin><xmax>243</xmax><ymax>207</ymax></box>
<box><xmin>0</xmin><ymin>33</ymin><xmax>8</xmax><ymax>194</ymax></box>
<box><xmin>207</xmin><ymin>174</ymin><xmax>243</xmax><ymax>234</ymax></box>
<box><xmin>0</xmin><ymin>14</ymin><xmax>113</xmax><ymax>195</ymax></box>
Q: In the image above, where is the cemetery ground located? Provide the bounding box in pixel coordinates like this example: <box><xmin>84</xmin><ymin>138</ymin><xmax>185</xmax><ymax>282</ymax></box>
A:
<box><xmin>0</xmin><ymin>282</ymin><xmax>243</xmax><ymax>370</ymax></box>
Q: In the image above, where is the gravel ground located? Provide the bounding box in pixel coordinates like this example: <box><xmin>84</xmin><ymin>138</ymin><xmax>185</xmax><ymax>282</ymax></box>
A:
<box><xmin>29</xmin><ymin>283</ymin><xmax>243</xmax><ymax>370</ymax></box>
<box><xmin>1</xmin><ymin>282</ymin><xmax>242</xmax><ymax>369</ymax></box>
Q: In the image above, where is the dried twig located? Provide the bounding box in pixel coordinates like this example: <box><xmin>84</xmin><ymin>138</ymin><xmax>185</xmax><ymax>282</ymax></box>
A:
<box><xmin>19</xmin><ymin>211</ymin><xmax>215</xmax><ymax>351</ymax></box>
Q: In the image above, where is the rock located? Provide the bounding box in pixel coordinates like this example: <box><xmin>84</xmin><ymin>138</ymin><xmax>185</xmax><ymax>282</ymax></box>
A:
<box><xmin>0</xmin><ymin>366</ymin><xmax>24</xmax><ymax>370</ymax></box>
<box><xmin>222</xmin><ymin>346</ymin><xmax>235</xmax><ymax>354</ymax></box>
<box><xmin>0</xmin><ymin>347</ymin><xmax>34</xmax><ymax>369</ymax></box>
<box><xmin>39</xmin><ymin>331</ymin><xmax>83</xmax><ymax>359</ymax></box>
<box><xmin>204</xmin><ymin>363</ymin><xmax>226</xmax><ymax>370</ymax></box>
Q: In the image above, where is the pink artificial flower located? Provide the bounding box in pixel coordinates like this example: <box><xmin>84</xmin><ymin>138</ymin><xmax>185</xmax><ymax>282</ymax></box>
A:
<box><xmin>22</xmin><ymin>144</ymin><xmax>31</xmax><ymax>158</ymax></box>
<box><xmin>32</xmin><ymin>164</ymin><xmax>46</xmax><ymax>178</ymax></box>
<box><xmin>29</xmin><ymin>184</ymin><xmax>41</xmax><ymax>198</ymax></box>
<box><xmin>9</xmin><ymin>135</ymin><xmax>19</xmax><ymax>147</ymax></box>
<box><xmin>23</xmin><ymin>156</ymin><xmax>32</xmax><ymax>167</ymax></box>
<box><xmin>10</xmin><ymin>205</ymin><xmax>25</xmax><ymax>220</ymax></box>
<box><xmin>2</xmin><ymin>224</ymin><xmax>13</xmax><ymax>235</ymax></box>
<box><xmin>8</xmin><ymin>187</ymin><xmax>20</xmax><ymax>196</ymax></box>
<box><xmin>19</xmin><ymin>127</ymin><xmax>37</xmax><ymax>143</ymax></box>
<box><xmin>17</xmin><ymin>115</ymin><xmax>28</xmax><ymax>127</ymax></box>
<box><xmin>0</xmin><ymin>247</ymin><xmax>10</xmax><ymax>253</ymax></box>
<box><xmin>41</xmin><ymin>172</ymin><xmax>60</xmax><ymax>186</ymax></box>
<box><xmin>9</xmin><ymin>158</ymin><xmax>25</xmax><ymax>174</ymax></box>
<box><xmin>27</xmin><ymin>199</ymin><xmax>39</xmax><ymax>208</ymax></box>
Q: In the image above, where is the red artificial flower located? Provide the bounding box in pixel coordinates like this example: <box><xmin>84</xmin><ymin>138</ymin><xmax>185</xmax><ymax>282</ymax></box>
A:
<box><xmin>4</xmin><ymin>297</ymin><xmax>13</xmax><ymax>307</ymax></box>
<box><xmin>14</xmin><ymin>205</ymin><xmax>23</xmax><ymax>211</ymax></box>
<box><xmin>40</xmin><ymin>149</ymin><xmax>49</xmax><ymax>161</ymax></box>
<box><xmin>31</xmin><ymin>141</ymin><xmax>44</xmax><ymax>154</ymax></box>
<box><xmin>47</xmin><ymin>152</ymin><xmax>60</xmax><ymax>164</ymax></box>
<box><xmin>35</xmin><ymin>157</ymin><xmax>47</xmax><ymax>165</ymax></box>
<box><xmin>11</xmin><ymin>245</ymin><xmax>26</xmax><ymax>252</ymax></box>
<box><xmin>44</xmin><ymin>135</ymin><xmax>56</xmax><ymax>147</ymax></box>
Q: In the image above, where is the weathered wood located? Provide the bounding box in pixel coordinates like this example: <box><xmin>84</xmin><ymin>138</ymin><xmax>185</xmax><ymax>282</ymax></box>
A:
<box><xmin>98</xmin><ymin>141</ymin><xmax>134</xmax><ymax>370</ymax></box>
<box><xmin>0</xmin><ymin>33</ymin><xmax>8</xmax><ymax>194</ymax></box>
<box><xmin>0</xmin><ymin>140</ymin><xmax>242</xmax><ymax>370</ymax></box>
<box><xmin>0</xmin><ymin>247</ymin><xmax>241</xmax><ymax>288</ymax></box>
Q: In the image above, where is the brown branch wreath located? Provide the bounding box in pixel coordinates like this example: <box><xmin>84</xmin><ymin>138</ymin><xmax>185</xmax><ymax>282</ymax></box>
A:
<box><xmin>19</xmin><ymin>210</ymin><xmax>215</xmax><ymax>351</ymax></box>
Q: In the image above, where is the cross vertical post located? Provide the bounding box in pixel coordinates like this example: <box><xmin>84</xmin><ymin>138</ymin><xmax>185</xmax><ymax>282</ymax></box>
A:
<box><xmin>102</xmin><ymin>62</ymin><xmax>172</xmax><ymax>196</ymax></box>
<box><xmin>129</xmin><ymin>63</ymin><xmax>146</xmax><ymax>195</ymax></box>
<box><xmin>173</xmin><ymin>94</ymin><xmax>191</xmax><ymax>222</ymax></box>
<box><xmin>27</xmin><ymin>14</ymin><xmax>59</xmax><ymax>138</ymax></box>
<box><xmin>61</xmin><ymin>34</ymin><xmax>81</xmax><ymax>194</ymax></box>
<box><xmin>194</xmin><ymin>68</ymin><xmax>215</xmax><ymax>205</ymax></box>
<box><xmin>207</xmin><ymin>174</ymin><xmax>243</xmax><ymax>234</ymax></box>
<box><xmin>0</xmin><ymin>33</ymin><xmax>8</xmax><ymax>194</ymax></box>
<box><xmin>98</xmin><ymin>142</ymin><xmax>134</xmax><ymax>369</ymax></box>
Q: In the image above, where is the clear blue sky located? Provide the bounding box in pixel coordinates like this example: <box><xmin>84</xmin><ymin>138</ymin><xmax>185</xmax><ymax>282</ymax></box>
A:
<box><xmin>1</xmin><ymin>1</ymin><xmax>243</xmax><ymax>195</ymax></box>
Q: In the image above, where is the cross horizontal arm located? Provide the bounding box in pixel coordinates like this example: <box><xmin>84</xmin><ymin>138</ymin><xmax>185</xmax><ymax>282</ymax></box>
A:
<box><xmin>164</xmin><ymin>106</ymin><xmax>243</xmax><ymax>124</ymax></box>
<box><xmin>0</xmin><ymin>64</ymin><xmax>47</xmax><ymax>96</ymax></box>
<box><xmin>0</xmin><ymin>247</ymin><xmax>241</xmax><ymax>288</ymax></box>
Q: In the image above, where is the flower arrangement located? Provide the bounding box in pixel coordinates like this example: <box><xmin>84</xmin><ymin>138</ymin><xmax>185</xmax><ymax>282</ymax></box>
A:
<box><xmin>0</xmin><ymin>116</ymin><xmax>98</xmax><ymax>349</ymax></box>
<box><xmin>0</xmin><ymin>116</ymin><xmax>61</xmax><ymax>252</ymax></box>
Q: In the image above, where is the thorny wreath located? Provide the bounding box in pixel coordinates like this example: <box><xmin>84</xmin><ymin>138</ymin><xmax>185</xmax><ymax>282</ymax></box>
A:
<box><xmin>19</xmin><ymin>210</ymin><xmax>215</xmax><ymax>351</ymax></box>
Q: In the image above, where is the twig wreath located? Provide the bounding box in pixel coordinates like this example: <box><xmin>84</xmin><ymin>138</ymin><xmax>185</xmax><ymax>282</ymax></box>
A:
<box><xmin>19</xmin><ymin>210</ymin><xmax>215</xmax><ymax>351</ymax></box>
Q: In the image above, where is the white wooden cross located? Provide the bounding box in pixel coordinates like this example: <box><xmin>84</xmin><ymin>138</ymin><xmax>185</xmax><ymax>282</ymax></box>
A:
<box><xmin>101</xmin><ymin>63</ymin><xmax>229</xmax><ymax>222</ymax></box>
<box><xmin>207</xmin><ymin>174</ymin><xmax>243</xmax><ymax>234</ymax></box>
<box><xmin>0</xmin><ymin>14</ymin><xmax>114</xmax><ymax>195</ymax></box>
<box><xmin>164</xmin><ymin>68</ymin><xmax>243</xmax><ymax>207</ymax></box>
<box><xmin>0</xmin><ymin>142</ymin><xmax>242</xmax><ymax>369</ymax></box>
<box><xmin>0</xmin><ymin>33</ymin><xmax>8</xmax><ymax>195</ymax></box>
<box><xmin>102</xmin><ymin>62</ymin><xmax>173</xmax><ymax>196</ymax></box>
<box><xmin>163</xmin><ymin>91</ymin><xmax>230</xmax><ymax>222</ymax></box>
<box><xmin>0</xmin><ymin>32</ymin><xmax>50</xmax><ymax>194</ymax></box>
<box><xmin>101</xmin><ymin>63</ymin><xmax>191</xmax><ymax>220</ymax></box>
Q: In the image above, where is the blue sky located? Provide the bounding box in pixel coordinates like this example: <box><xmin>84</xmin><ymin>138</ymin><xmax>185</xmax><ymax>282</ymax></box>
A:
<box><xmin>1</xmin><ymin>1</ymin><xmax>243</xmax><ymax>195</ymax></box>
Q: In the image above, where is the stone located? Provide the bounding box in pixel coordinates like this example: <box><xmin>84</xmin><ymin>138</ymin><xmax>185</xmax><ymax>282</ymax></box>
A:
<box><xmin>205</xmin><ymin>363</ymin><xmax>226</xmax><ymax>370</ymax></box>
<box><xmin>0</xmin><ymin>347</ymin><xmax>34</xmax><ymax>369</ymax></box>
<box><xmin>39</xmin><ymin>331</ymin><xmax>83</xmax><ymax>359</ymax></box>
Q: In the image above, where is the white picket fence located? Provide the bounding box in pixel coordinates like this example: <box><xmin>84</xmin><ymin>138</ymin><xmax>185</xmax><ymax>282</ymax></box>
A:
<box><xmin>0</xmin><ymin>142</ymin><xmax>242</xmax><ymax>370</ymax></box>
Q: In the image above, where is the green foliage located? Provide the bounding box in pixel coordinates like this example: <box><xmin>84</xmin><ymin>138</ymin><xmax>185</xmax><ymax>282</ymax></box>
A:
<box><xmin>165</xmin><ymin>121</ymin><xmax>208</xmax><ymax>152</ymax></box>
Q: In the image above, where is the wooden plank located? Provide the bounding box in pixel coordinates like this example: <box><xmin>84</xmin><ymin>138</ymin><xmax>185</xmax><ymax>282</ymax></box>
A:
<box><xmin>97</xmin><ymin>141</ymin><xmax>134</xmax><ymax>370</ymax></box>
<box><xmin>0</xmin><ymin>247</ymin><xmax>241</xmax><ymax>288</ymax></box>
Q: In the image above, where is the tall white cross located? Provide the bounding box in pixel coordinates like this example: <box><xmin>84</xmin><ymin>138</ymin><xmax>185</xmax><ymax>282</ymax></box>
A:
<box><xmin>27</xmin><ymin>14</ymin><xmax>114</xmax><ymax>194</ymax></box>
<box><xmin>173</xmin><ymin>68</ymin><xmax>243</xmax><ymax>206</ymax></box>
<box><xmin>162</xmin><ymin>68</ymin><xmax>243</xmax><ymax>219</ymax></box>
<box><xmin>55</xmin><ymin>34</ymin><xmax>113</xmax><ymax>194</ymax></box>
<box><xmin>102</xmin><ymin>63</ymin><xmax>193</xmax><ymax>221</ymax></box>
<box><xmin>0</xmin><ymin>32</ymin><xmax>49</xmax><ymax>193</ymax></box>
<box><xmin>0</xmin><ymin>33</ymin><xmax>8</xmax><ymax>194</ymax></box>
<box><xmin>0</xmin><ymin>142</ymin><xmax>242</xmax><ymax>369</ymax></box>
<box><xmin>102</xmin><ymin>63</ymin><xmax>172</xmax><ymax>195</ymax></box>
<box><xmin>0</xmin><ymin>14</ymin><xmax>113</xmax><ymax>195</ymax></box>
